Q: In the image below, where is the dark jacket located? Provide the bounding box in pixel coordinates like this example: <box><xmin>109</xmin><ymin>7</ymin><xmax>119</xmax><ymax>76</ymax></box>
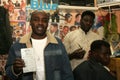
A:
<box><xmin>5</xmin><ymin>31</ymin><xmax>74</xmax><ymax>80</ymax></box>
<box><xmin>73</xmin><ymin>58</ymin><xmax>116</xmax><ymax>80</ymax></box>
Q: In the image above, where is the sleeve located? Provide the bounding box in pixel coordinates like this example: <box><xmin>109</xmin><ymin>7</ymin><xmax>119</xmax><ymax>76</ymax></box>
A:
<box><xmin>63</xmin><ymin>33</ymin><xmax>71</xmax><ymax>54</ymax></box>
<box><xmin>58</xmin><ymin>38</ymin><xmax>74</xmax><ymax>80</ymax></box>
<box><xmin>5</xmin><ymin>44</ymin><xmax>22</xmax><ymax>80</ymax></box>
<box><xmin>73</xmin><ymin>63</ymin><xmax>94</xmax><ymax>80</ymax></box>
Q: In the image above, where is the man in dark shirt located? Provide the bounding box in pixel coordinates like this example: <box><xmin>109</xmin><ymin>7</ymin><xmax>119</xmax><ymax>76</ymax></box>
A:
<box><xmin>73</xmin><ymin>40</ymin><xmax>116</xmax><ymax>80</ymax></box>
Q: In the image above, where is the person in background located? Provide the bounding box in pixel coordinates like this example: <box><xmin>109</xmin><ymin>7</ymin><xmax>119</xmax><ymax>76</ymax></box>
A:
<box><xmin>49</xmin><ymin>22</ymin><xmax>60</xmax><ymax>38</ymax></box>
<box><xmin>62</xmin><ymin>26</ymin><xmax>69</xmax><ymax>36</ymax></box>
<box><xmin>60</xmin><ymin>25</ymin><xmax>69</xmax><ymax>41</ymax></box>
<box><xmin>20</xmin><ymin>0</ymin><xmax>25</xmax><ymax>9</ymax></box>
<box><xmin>59</xmin><ymin>13</ymin><xmax>72</xmax><ymax>35</ymax></box>
<box><xmin>7</xmin><ymin>0</ymin><xmax>14</xmax><ymax>13</ymax></box>
<box><xmin>63</xmin><ymin>13</ymin><xmax>73</xmax><ymax>26</ymax></box>
<box><xmin>63</xmin><ymin>10</ymin><xmax>103</xmax><ymax>70</ymax></box>
<box><xmin>74</xmin><ymin>13</ymin><xmax>81</xmax><ymax>27</ymax></box>
<box><xmin>5</xmin><ymin>10</ymin><xmax>74</xmax><ymax>80</ymax></box>
<box><xmin>70</xmin><ymin>26</ymin><xmax>77</xmax><ymax>31</ymax></box>
<box><xmin>17</xmin><ymin>8</ymin><xmax>26</xmax><ymax>20</ymax></box>
<box><xmin>73</xmin><ymin>40</ymin><xmax>116</xmax><ymax>80</ymax></box>
<box><xmin>3</xmin><ymin>1</ymin><xmax>8</xmax><ymax>9</ymax></box>
<box><xmin>14</xmin><ymin>0</ymin><xmax>20</xmax><ymax>8</ymax></box>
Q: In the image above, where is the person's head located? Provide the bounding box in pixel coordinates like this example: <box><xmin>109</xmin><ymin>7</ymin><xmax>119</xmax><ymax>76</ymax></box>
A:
<box><xmin>16</xmin><ymin>0</ymin><xmax>19</xmax><ymax>3</ymax></box>
<box><xmin>70</xmin><ymin>26</ymin><xmax>76</xmax><ymax>31</ymax></box>
<box><xmin>63</xmin><ymin>26</ymin><xmax>69</xmax><ymax>35</ymax></box>
<box><xmin>65</xmin><ymin>13</ymin><xmax>72</xmax><ymax>23</ymax></box>
<box><xmin>75</xmin><ymin>13</ymin><xmax>81</xmax><ymax>22</ymax></box>
<box><xmin>80</xmin><ymin>10</ymin><xmax>95</xmax><ymax>33</ymax></box>
<box><xmin>89</xmin><ymin>40</ymin><xmax>111</xmax><ymax>66</ymax></box>
<box><xmin>8</xmin><ymin>0</ymin><xmax>12</xmax><ymax>4</ymax></box>
<box><xmin>30</xmin><ymin>10</ymin><xmax>49</xmax><ymax>39</ymax></box>
<box><xmin>50</xmin><ymin>23</ymin><xmax>58</xmax><ymax>33</ymax></box>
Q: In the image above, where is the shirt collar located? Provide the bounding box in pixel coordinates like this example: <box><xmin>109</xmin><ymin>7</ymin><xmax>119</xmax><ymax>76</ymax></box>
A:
<box><xmin>19</xmin><ymin>31</ymin><xmax>58</xmax><ymax>47</ymax></box>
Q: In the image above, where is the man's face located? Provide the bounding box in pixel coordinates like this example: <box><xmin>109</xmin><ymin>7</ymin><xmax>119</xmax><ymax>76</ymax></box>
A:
<box><xmin>63</xmin><ymin>27</ymin><xmax>69</xmax><ymax>35</ymax></box>
<box><xmin>30</xmin><ymin>12</ymin><xmax>49</xmax><ymax>39</ymax></box>
<box><xmin>50</xmin><ymin>25</ymin><xmax>58</xmax><ymax>33</ymax></box>
<box><xmin>95</xmin><ymin>46</ymin><xmax>111</xmax><ymax>66</ymax></box>
<box><xmin>80</xmin><ymin>15</ymin><xmax>94</xmax><ymax>33</ymax></box>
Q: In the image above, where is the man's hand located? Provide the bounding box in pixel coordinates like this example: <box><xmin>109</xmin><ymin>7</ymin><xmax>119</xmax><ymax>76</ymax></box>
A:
<box><xmin>13</xmin><ymin>58</ymin><xmax>25</xmax><ymax>74</ymax></box>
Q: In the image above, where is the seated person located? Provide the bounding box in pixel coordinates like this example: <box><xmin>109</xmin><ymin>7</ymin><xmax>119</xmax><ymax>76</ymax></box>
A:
<box><xmin>73</xmin><ymin>40</ymin><xmax>116</xmax><ymax>80</ymax></box>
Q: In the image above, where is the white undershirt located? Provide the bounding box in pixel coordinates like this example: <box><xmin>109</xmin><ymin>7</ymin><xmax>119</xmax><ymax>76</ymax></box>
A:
<box><xmin>31</xmin><ymin>37</ymin><xmax>47</xmax><ymax>80</ymax></box>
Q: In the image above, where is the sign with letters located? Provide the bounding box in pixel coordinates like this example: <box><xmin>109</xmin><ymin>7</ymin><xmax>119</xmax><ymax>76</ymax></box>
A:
<box><xmin>28</xmin><ymin>0</ymin><xmax>58</xmax><ymax>10</ymax></box>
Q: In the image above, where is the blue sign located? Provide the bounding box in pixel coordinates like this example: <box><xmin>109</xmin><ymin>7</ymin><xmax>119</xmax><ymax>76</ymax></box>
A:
<box><xmin>30</xmin><ymin>0</ymin><xmax>58</xmax><ymax>10</ymax></box>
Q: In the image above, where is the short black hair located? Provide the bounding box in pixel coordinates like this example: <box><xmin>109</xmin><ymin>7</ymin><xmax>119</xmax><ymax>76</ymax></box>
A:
<box><xmin>90</xmin><ymin>40</ymin><xmax>110</xmax><ymax>51</ymax></box>
<box><xmin>81</xmin><ymin>10</ymin><xmax>95</xmax><ymax>19</ymax></box>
